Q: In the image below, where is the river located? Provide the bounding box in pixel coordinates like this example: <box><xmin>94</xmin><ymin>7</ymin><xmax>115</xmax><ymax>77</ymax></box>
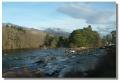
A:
<box><xmin>2</xmin><ymin>48</ymin><xmax>106</xmax><ymax>77</ymax></box>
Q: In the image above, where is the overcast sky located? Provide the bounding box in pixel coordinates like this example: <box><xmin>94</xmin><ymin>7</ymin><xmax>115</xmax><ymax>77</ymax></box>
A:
<box><xmin>2</xmin><ymin>2</ymin><xmax>116</xmax><ymax>35</ymax></box>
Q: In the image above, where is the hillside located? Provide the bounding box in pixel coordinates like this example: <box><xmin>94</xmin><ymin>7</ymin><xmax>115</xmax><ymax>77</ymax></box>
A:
<box><xmin>2</xmin><ymin>23</ymin><xmax>47</xmax><ymax>50</ymax></box>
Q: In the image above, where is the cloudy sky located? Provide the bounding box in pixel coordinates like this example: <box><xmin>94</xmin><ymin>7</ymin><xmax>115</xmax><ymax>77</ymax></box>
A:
<box><xmin>2</xmin><ymin>2</ymin><xmax>116</xmax><ymax>35</ymax></box>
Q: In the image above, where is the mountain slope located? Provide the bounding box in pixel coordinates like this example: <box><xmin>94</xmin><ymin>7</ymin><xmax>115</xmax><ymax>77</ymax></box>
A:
<box><xmin>2</xmin><ymin>23</ymin><xmax>47</xmax><ymax>50</ymax></box>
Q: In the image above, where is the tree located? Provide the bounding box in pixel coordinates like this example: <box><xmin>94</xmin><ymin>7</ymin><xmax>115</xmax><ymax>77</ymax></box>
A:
<box><xmin>57</xmin><ymin>36</ymin><xmax>69</xmax><ymax>47</ymax></box>
<box><xmin>111</xmin><ymin>31</ymin><xmax>116</xmax><ymax>44</ymax></box>
<box><xmin>69</xmin><ymin>25</ymin><xmax>101</xmax><ymax>48</ymax></box>
<box><xmin>44</xmin><ymin>34</ymin><xmax>53</xmax><ymax>47</ymax></box>
<box><xmin>44</xmin><ymin>34</ymin><xmax>59</xmax><ymax>48</ymax></box>
<box><xmin>101</xmin><ymin>30</ymin><xmax>116</xmax><ymax>46</ymax></box>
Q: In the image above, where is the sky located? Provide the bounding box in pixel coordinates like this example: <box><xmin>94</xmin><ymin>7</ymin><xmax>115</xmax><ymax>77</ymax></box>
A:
<box><xmin>2</xmin><ymin>2</ymin><xmax>116</xmax><ymax>35</ymax></box>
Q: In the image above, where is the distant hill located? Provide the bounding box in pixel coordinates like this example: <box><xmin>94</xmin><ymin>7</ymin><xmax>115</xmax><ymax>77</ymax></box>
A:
<box><xmin>2</xmin><ymin>23</ymin><xmax>47</xmax><ymax>50</ymax></box>
<box><xmin>44</xmin><ymin>28</ymin><xmax>70</xmax><ymax>37</ymax></box>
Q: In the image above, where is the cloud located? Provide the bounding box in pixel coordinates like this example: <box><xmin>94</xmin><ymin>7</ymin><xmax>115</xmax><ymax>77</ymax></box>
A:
<box><xmin>86</xmin><ymin>11</ymin><xmax>114</xmax><ymax>24</ymax></box>
<box><xmin>57</xmin><ymin>3</ymin><xmax>115</xmax><ymax>24</ymax></box>
<box><xmin>94</xmin><ymin>22</ymin><xmax>116</xmax><ymax>35</ymax></box>
<box><xmin>56</xmin><ymin>3</ymin><xmax>116</xmax><ymax>36</ymax></box>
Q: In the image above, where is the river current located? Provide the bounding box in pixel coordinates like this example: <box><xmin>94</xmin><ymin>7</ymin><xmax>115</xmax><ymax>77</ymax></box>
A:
<box><xmin>2</xmin><ymin>48</ymin><xmax>106</xmax><ymax>77</ymax></box>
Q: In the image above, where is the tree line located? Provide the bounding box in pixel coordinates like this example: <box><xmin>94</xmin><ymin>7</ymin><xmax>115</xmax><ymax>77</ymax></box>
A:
<box><xmin>44</xmin><ymin>25</ymin><xmax>116</xmax><ymax>48</ymax></box>
<box><xmin>3</xmin><ymin>23</ymin><xmax>116</xmax><ymax>50</ymax></box>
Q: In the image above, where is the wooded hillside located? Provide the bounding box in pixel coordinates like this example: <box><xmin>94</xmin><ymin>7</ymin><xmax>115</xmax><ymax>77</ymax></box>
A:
<box><xmin>2</xmin><ymin>23</ymin><xmax>47</xmax><ymax>50</ymax></box>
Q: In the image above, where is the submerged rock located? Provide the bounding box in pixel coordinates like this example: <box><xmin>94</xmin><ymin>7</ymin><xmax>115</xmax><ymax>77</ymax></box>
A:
<box><xmin>3</xmin><ymin>71</ymin><xmax>18</xmax><ymax>78</ymax></box>
<box><xmin>34</xmin><ymin>56</ymin><xmax>57</xmax><ymax>64</ymax></box>
<box><xmin>44</xmin><ymin>63</ymin><xmax>60</xmax><ymax>76</ymax></box>
<box><xmin>58</xmin><ymin>65</ymin><xmax>88</xmax><ymax>78</ymax></box>
<box><xmin>3</xmin><ymin>67</ymin><xmax>45</xmax><ymax>78</ymax></box>
<box><xmin>33</xmin><ymin>68</ymin><xmax>45</xmax><ymax>77</ymax></box>
<box><xmin>35</xmin><ymin>59</ymin><xmax>44</xmax><ymax>64</ymax></box>
<box><xmin>45</xmin><ymin>56</ymin><xmax>56</xmax><ymax>63</ymax></box>
<box><xmin>3</xmin><ymin>67</ymin><xmax>32</xmax><ymax>78</ymax></box>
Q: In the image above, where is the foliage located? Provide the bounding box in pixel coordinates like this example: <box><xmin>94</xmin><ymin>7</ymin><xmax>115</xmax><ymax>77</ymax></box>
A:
<box><xmin>44</xmin><ymin>34</ymin><xmax>59</xmax><ymax>48</ymax></box>
<box><xmin>3</xmin><ymin>23</ymin><xmax>116</xmax><ymax>49</ymax></box>
<box><xmin>57</xmin><ymin>36</ymin><xmax>69</xmax><ymax>47</ymax></box>
<box><xmin>102</xmin><ymin>30</ymin><xmax>116</xmax><ymax>46</ymax></box>
<box><xmin>2</xmin><ymin>23</ymin><xmax>46</xmax><ymax>50</ymax></box>
<box><xmin>69</xmin><ymin>25</ymin><xmax>101</xmax><ymax>48</ymax></box>
<box><xmin>111</xmin><ymin>31</ymin><xmax>116</xmax><ymax>44</ymax></box>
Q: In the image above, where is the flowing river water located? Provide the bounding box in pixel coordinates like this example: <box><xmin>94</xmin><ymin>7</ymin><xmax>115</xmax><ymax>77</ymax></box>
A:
<box><xmin>2</xmin><ymin>48</ymin><xmax>106</xmax><ymax>77</ymax></box>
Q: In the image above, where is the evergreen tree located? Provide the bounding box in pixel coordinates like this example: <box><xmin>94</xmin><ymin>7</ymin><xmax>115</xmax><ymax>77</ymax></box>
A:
<box><xmin>69</xmin><ymin>25</ymin><xmax>101</xmax><ymax>48</ymax></box>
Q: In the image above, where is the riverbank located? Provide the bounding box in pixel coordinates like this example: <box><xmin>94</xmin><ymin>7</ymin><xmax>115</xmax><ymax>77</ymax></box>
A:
<box><xmin>2</xmin><ymin>47</ymin><xmax>93</xmax><ymax>55</ymax></box>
